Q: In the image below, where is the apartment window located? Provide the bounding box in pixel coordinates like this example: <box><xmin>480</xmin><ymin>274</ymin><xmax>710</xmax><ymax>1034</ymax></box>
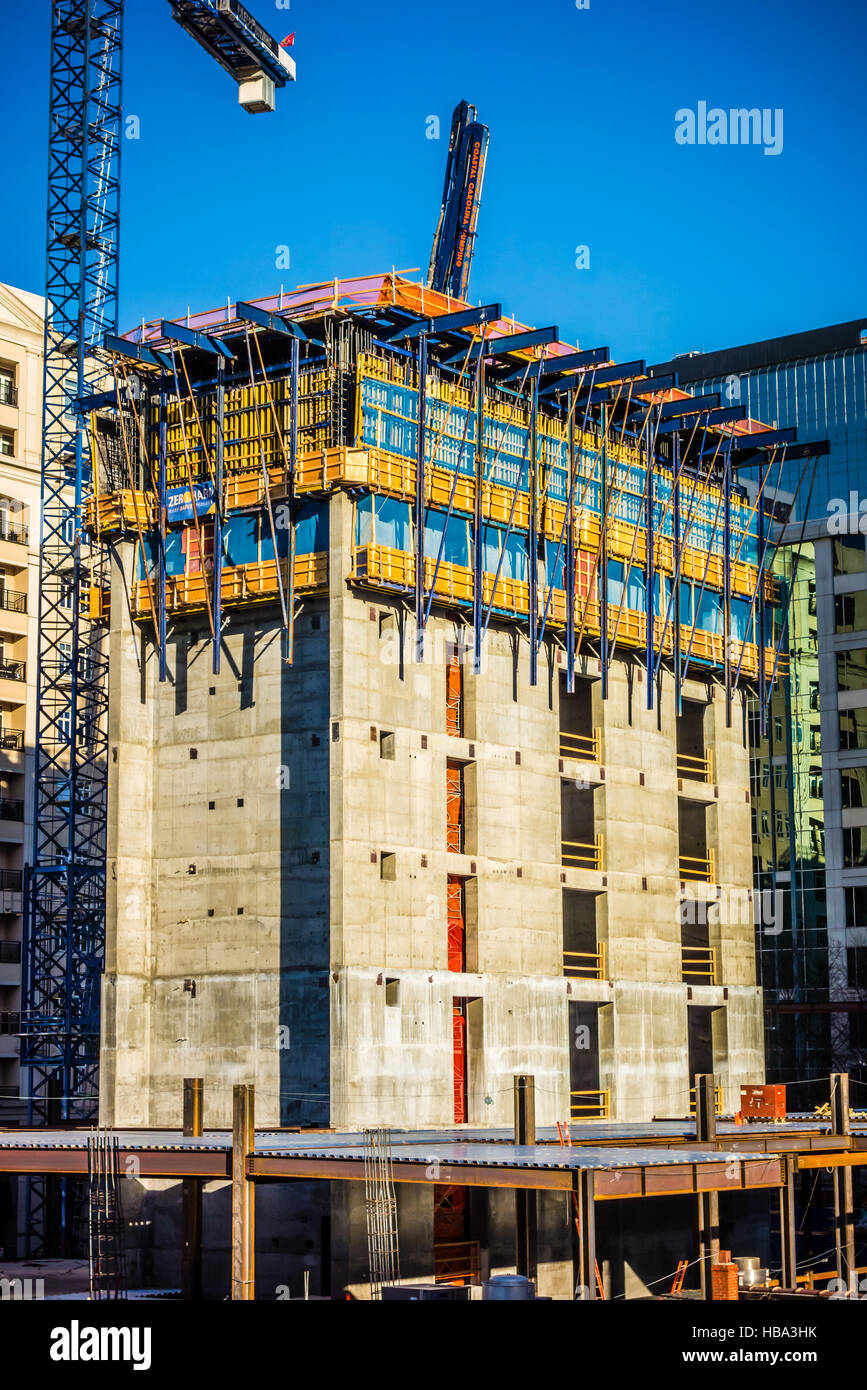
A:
<box><xmin>0</xmin><ymin>367</ymin><xmax>15</xmax><ymax>407</ymax></box>
<box><xmin>843</xmin><ymin>826</ymin><xmax>867</xmax><ymax>868</ymax></box>
<box><xmin>761</xmin><ymin>810</ymin><xmax>770</xmax><ymax>836</ymax></box>
<box><xmin>809</xmin><ymin>726</ymin><xmax>821</xmax><ymax>753</ymax></box>
<box><xmin>774</xmin><ymin>765</ymin><xmax>784</xmax><ymax>789</ymax></box>
<box><xmin>834</xmin><ymin>536</ymin><xmax>867</xmax><ymax>576</ymax></box>
<box><xmin>845</xmin><ymin>886</ymin><xmax>867</xmax><ymax>929</ymax></box>
<box><xmin>836</xmin><ymin>592</ymin><xmax>867</xmax><ymax>633</ymax></box>
<box><xmin>0</xmin><ymin>429</ymin><xmax>13</xmax><ymax>458</ymax></box>
<box><xmin>774</xmin><ymin>715</ymin><xmax>784</xmax><ymax>744</ymax></box>
<box><xmin>841</xmin><ymin>769</ymin><xmax>867</xmax><ymax>810</ymax></box>
<box><xmin>847</xmin><ymin>947</ymin><xmax>867</xmax><ymax>989</ymax></box>
<box><xmin>837</xmin><ymin>649</ymin><xmax>867</xmax><ymax>693</ymax></box>
<box><xmin>840</xmin><ymin>708</ymin><xmax>867</xmax><ymax>750</ymax></box>
<box><xmin>809</xmin><ymin>770</ymin><xmax>823</xmax><ymax>800</ymax></box>
<box><xmin>775</xmin><ymin>810</ymin><xmax>785</xmax><ymax>838</ymax></box>
<box><xmin>809</xmin><ymin>682</ymin><xmax>819</xmax><ymax>711</ymax></box>
<box><xmin>762</xmin><ymin>763</ymin><xmax>770</xmax><ymax>789</ymax></box>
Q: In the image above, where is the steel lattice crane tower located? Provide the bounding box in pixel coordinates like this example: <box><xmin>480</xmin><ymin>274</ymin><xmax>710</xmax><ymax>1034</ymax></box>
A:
<box><xmin>23</xmin><ymin>0</ymin><xmax>295</xmax><ymax>1253</ymax></box>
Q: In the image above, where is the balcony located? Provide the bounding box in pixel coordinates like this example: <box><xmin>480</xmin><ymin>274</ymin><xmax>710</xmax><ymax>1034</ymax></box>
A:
<box><xmin>0</xmin><ymin>589</ymin><xmax>26</xmax><ymax>614</ymax></box>
<box><xmin>559</xmin><ymin>729</ymin><xmax>601</xmax><ymax>762</ymax></box>
<box><xmin>0</xmin><ymin>384</ymin><xmax>18</xmax><ymax>408</ymax></box>
<box><xmin>563</xmin><ymin>944</ymin><xmax>606</xmax><ymax>980</ymax></box>
<box><xmin>570</xmin><ymin>1088</ymin><xmax>610</xmax><ymax>1120</ymax></box>
<box><xmin>0</xmin><ymin>1010</ymin><xmax>20</xmax><ymax>1034</ymax></box>
<box><xmin>0</xmin><ymin>731</ymin><xmax>23</xmax><ymax>752</ymax></box>
<box><xmin>0</xmin><ymin>525</ymin><xmax>27</xmax><ymax>546</ymax></box>
<box><xmin>681</xmin><ymin>945</ymin><xmax>718</xmax><ymax>985</ymax></box>
<box><xmin>562</xmin><ymin>835</ymin><xmax>603</xmax><ymax>871</ymax></box>
<box><xmin>677</xmin><ymin>750</ymin><xmax>713</xmax><ymax>784</ymax></box>
<box><xmin>0</xmin><ymin>660</ymin><xmax>26</xmax><ymax>682</ymax></box>
<box><xmin>0</xmin><ymin>869</ymin><xmax>23</xmax><ymax>892</ymax></box>
<box><xmin>0</xmin><ymin>799</ymin><xmax>24</xmax><ymax>822</ymax></box>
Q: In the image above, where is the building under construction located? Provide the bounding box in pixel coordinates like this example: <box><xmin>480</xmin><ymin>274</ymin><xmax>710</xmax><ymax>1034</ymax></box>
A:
<box><xmin>86</xmin><ymin>271</ymin><xmax>802</xmax><ymax>1292</ymax></box>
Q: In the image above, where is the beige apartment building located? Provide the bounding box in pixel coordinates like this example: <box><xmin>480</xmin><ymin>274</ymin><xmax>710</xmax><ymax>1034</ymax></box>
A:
<box><xmin>0</xmin><ymin>282</ymin><xmax>43</xmax><ymax>1121</ymax></box>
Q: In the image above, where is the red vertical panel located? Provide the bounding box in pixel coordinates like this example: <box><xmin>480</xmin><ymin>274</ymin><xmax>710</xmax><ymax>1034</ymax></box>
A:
<box><xmin>452</xmin><ymin>1004</ymin><xmax>467</xmax><ymax>1123</ymax></box>
<box><xmin>447</xmin><ymin>876</ymin><xmax>465</xmax><ymax>972</ymax></box>
<box><xmin>446</xmin><ymin>761</ymin><xmax>463</xmax><ymax>853</ymax></box>
<box><xmin>446</xmin><ymin>648</ymin><xmax>463</xmax><ymax>736</ymax></box>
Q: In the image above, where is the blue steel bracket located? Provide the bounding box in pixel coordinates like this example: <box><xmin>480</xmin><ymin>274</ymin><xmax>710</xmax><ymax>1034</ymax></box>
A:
<box><xmin>537</xmin><ymin>347</ymin><xmax>611</xmax><ymax>379</ymax></box>
<box><xmin>730</xmin><ymin>428</ymin><xmax>796</xmax><ymax>455</ymax></box>
<box><xmin>103</xmin><ymin>334</ymin><xmax>172</xmax><ymax>370</ymax></box>
<box><xmin>387</xmin><ymin>302</ymin><xmax>504</xmax><ymax>346</ymax></box>
<box><xmin>428</xmin><ymin>304</ymin><xmax>503</xmax><ymax>338</ymax></box>
<box><xmin>442</xmin><ymin>325</ymin><xmax>558</xmax><ymax>366</ymax></box>
<box><xmin>159</xmin><ymin>320</ymin><xmax>234</xmax><ymax>358</ymax></box>
<box><xmin>235</xmin><ymin>301</ymin><xmax>308</xmax><ymax>339</ymax></box>
<box><xmin>571</xmin><ymin>359</ymin><xmax>646</xmax><ymax>393</ymax></box>
<box><xmin>653</xmin><ymin>392</ymin><xmax>721</xmax><ymax>421</ymax></box>
<box><xmin>76</xmin><ymin>389</ymin><xmax>120</xmax><ymax>413</ymax></box>
<box><xmin>655</xmin><ymin>405</ymin><xmax>745</xmax><ymax>435</ymax></box>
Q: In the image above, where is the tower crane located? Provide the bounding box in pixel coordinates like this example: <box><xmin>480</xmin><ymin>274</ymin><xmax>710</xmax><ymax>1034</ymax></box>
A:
<box><xmin>23</xmin><ymin>0</ymin><xmax>294</xmax><ymax>1252</ymax></box>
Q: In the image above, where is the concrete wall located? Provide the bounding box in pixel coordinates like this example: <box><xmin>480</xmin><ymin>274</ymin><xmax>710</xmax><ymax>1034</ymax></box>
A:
<box><xmin>100</xmin><ymin>488</ymin><xmax>764</xmax><ymax>1291</ymax></box>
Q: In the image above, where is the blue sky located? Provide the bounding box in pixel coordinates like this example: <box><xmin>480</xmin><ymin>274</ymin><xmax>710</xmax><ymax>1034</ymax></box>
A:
<box><xmin>2</xmin><ymin>0</ymin><xmax>865</xmax><ymax>362</ymax></box>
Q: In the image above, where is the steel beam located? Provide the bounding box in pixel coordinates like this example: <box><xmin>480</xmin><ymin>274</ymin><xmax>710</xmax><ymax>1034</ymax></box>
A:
<box><xmin>159</xmin><ymin>320</ymin><xmax>234</xmax><ymax>358</ymax></box>
<box><xmin>513</xmin><ymin>1076</ymin><xmax>537</xmax><ymax>1282</ymax></box>
<box><xmin>443</xmin><ymin>325</ymin><xmax>558</xmax><ymax>366</ymax></box>
<box><xmin>231</xmin><ymin>1083</ymin><xmax>255</xmax><ymax>1300</ymax></box>
<box><xmin>181</xmin><ymin>1078</ymin><xmax>204</xmax><ymax>1301</ymax></box>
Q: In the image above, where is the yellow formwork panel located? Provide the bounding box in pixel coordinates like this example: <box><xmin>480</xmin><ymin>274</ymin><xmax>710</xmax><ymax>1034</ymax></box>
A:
<box><xmin>129</xmin><ymin>552</ymin><xmax>328</xmax><ymax>621</ymax></box>
<box><xmin>350</xmin><ymin>544</ymin><xmax>782</xmax><ymax>679</ymax></box>
<box><xmin>84</xmin><ymin>490</ymin><xmax>155</xmax><ymax>536</ymax></box>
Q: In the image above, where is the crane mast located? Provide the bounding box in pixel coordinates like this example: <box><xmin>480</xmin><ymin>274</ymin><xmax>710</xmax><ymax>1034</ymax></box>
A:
<box><xmin>23</xmin><ymin>0</ymin><xmax>294</xmax><ymax>1254</ymax></box>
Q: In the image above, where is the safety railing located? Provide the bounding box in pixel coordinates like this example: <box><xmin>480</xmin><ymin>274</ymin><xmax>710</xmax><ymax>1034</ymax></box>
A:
<box><xmin>0</xmin><ymin>660</ymin><xmax>25</xmax><ymax>682</ymax></box>
<box><xmin>559</xmin><ymin>728</ymin><xmax>601</xmax><ymax>763</ymax></box>
<box><xmin>0</xmin><ymin>524</ymin><xmax>27</xmax><ymax>546</ymax></box>
<box><xmin>434</xmin><ymin>1239</ymin><xmax>481</xmax><ymax>1285</ymax></box>
<box><xmin>0</xmin><ymin>1011</ymin><xmax>21</xmax><ymax>1035</ymax></box>
<box><xmin>677</xmin><ymin>750</ymin><xmax>713</xmax><ymax>783</ymax></box>
<box><xmin>0</xmin><ymin>730</ymin><xmax>23</xmax><ymax>751</ymax></box>
<box><xmin>0</xmin><ymin>589</ymin><xmax>26</xmax><ymax>614</ymax></box>
<box><xmin>570</xmin><ymin>1089</ymin><xmax>610</xmax><ymax>1120</ymax></box>
<box><xmin>563</xmin><ymin>944</ymin><xmax>606</xmax><ymax>980</ymax></box>
<box><xmin>688</xmin><ymin>1084</ymin><xmax>723</xmax><ymax>1117</ymax></box>
<box><xmin>562</xmin><ymin>835</ymin><xmax>603</xmax><ymax>871</ymax></box>
<box><xmin>679</xmin><ymin>849</ymin><xmax>715</xmax><ymax>883</ymax></box>
<box><xmin>0</xmin><ymin>799</ymin><xmax>24</xmax><ymax>822</ymax></box>
<box><xmin>0</xmin><ymin>869</ymin><xmax>22</xmax><ymax>891</ymax></box>
<box><xmin>681</xmin><ymin>945</ymin><xmax>718</xmax><ymax>985</ymax></box>
<box><xmin>130</xmin><ymin>552</ymin><xmax>328</xmax><ymax>619</ymax></box>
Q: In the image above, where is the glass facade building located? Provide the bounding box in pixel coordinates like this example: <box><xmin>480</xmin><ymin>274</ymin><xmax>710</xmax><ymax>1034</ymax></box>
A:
<box><xmin>652</xmin><ymin>319</ymin><xmax>867</xmax><ymax>523</ymax></box>
<box><xmin>651</xmin><ymin>321</ymin><xmax>867</xmax><ymax>1098</ymax></box>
